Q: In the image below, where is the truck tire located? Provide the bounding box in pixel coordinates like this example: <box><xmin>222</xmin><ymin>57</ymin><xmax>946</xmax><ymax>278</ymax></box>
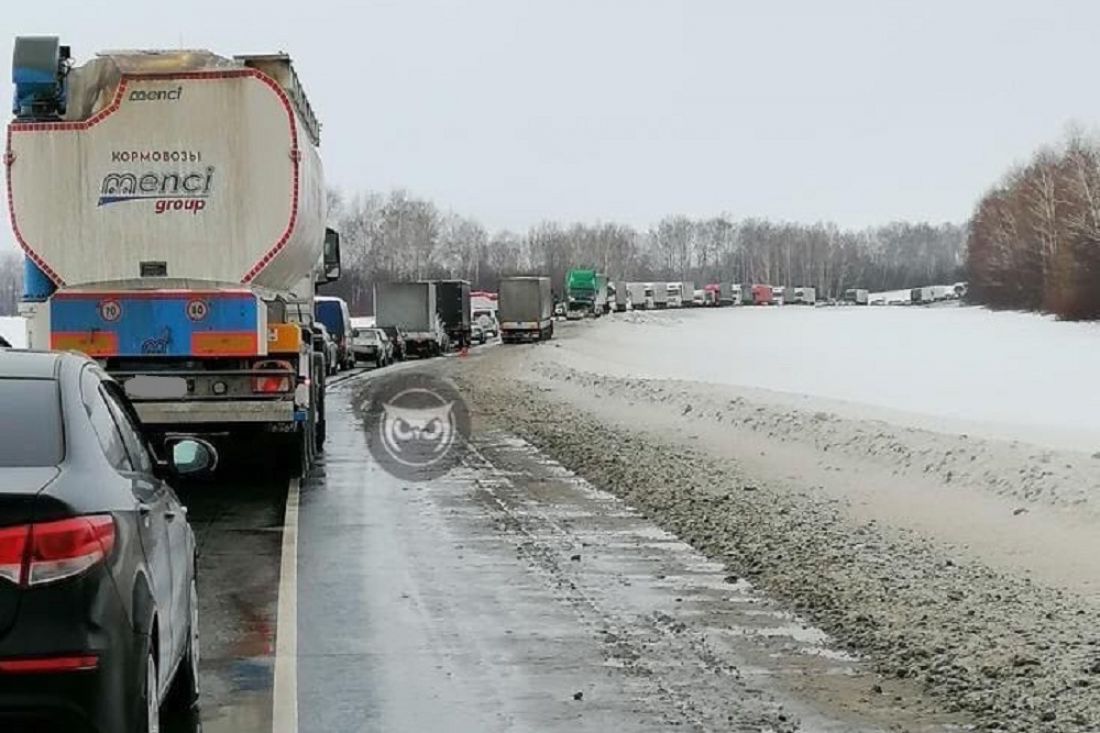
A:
<box><xmin>277</xmin><ymin>426</ymin><xmax>311</xmax><ymax>479</ymax></box>
<box><xmin>315</xmin><ymin>396</ymin><xmax>326</xmax><ymax>453</ymax></box>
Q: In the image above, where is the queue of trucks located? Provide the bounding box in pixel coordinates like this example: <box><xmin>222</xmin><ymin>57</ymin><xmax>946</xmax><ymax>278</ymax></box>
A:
<box><xmin>4</xmin><ymin>37</ymin><xmax>960</xmax><ymax>481</ymax></box>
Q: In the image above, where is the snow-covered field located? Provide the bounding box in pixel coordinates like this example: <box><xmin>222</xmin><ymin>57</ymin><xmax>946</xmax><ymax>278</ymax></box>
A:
<box><xmin>0</xmin><ymin>316</ymin><xmax>25</xmax><ymax>348</ymax></box>
<box><xmin>555</xmin><ymin>305</ymin><xmax>1100</xmax><ymax>451</ymax></box>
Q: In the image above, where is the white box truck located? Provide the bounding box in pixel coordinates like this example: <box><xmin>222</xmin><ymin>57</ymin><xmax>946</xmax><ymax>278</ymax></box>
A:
<box><xmin>665</xmin><ymin>283</ymin><xmax>682</xmax><ymax>308</ymax></box>
<box><xmin>612</xmin><ymin>282</ymin><xmax>629</xmax><ymax>312</ymax></box>
<box><xmin>910</xmin><ymin>286</ymin><xmax>935</xmax><ymax>305</ymax></box>
<box><xmin>627</xmin><ymin>282</ymin><xmax>649</xmax><ymax>310</ymax></box>
<box><xmin>499</xmin><ymin>277</ymin><xmax>553</xmax><ymax>343</ymax></box>
<box><xmin>681</xmin><ymin>281</ymin><xmax>696</xmax><ymax>307</ymax></box>
<box><xmin>843</xmin><ymin>289</ymin><xmax>870</xmax><ymax>305</ymax></box>
<box><xmin>8</xmin><ymin>38</ymin><xmax>339</xmax><ymax>475</ymax></box>
<box><xmin>374</xmin><ymin>282</ymin><xmax>447</xmax><ymax>357</ymax></box>
<box><xmin>791</xmin><ymin>287</ymin><xmax>816</xmax><ymax>305</ymax></box>
<box><xmin>652</xmin><ymin>283</ymin><xmax>669</xmax><ymax>309</ymax></box>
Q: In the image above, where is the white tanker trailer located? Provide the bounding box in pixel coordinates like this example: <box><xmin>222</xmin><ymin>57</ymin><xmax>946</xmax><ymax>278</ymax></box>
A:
<box><xmin>6</xmin><ymin>37</ymin><xmax>342</xmax><ymax>476</ymax></box>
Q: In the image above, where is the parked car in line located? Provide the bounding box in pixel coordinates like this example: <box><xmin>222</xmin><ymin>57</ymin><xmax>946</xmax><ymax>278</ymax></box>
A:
<box><xmin>472</xmin><ymin>309</ymin><xmax>499</xmax><ymax>338</ymax></box>
<box><xmin>351</xmin><ymin>327</ymin><xmax>392</xmax><ymax>367</ymax></box>
<box><xmin>379</xmin><ymin>326</ymin><xmax>407</xmax><ymax>361</ymax></box>
<box><xmin>471</xmin><ymin>322</ymin><xmax>487</xmax><ymax>345</ymax></box>
<box><xmin>0</xmin><ymin>350</ymin><xmax>217</xmax><ymax>732</ymax></box>
<box><xmin>315</xmin><ymin>323</ymin><xmax>340</xmax><ymax>375</ymax></box>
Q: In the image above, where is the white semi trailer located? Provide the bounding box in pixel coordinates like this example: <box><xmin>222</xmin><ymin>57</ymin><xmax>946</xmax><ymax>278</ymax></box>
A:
<box><xmin>7</xmin><ymin>38</ymin><xmax>340</xmax><ymax>476</ymax></box>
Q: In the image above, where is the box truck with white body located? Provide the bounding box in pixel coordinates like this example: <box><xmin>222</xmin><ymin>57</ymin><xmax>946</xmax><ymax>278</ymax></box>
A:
<box><xmin>681</xmin><ymin>282</ymin><xmax>696</xmax><ymax>307</ymax></box>
<box><xmin>499</xmin><ymin>277</ymin><xmax>553</xmax><ymax>343</ymax></box>
<box><xmin>665</xmin><ymin>282</ymin><xmax>682</xmax><ymax>308</ymax></box>
<box><xmin>8</xmin><ymin>38</ymin><xmax>340</xmax><ymax>476</ymax></box>
<box><xmin>791</xmin><ymin>287</ymin><xmax>816</xmax><ymax>305</ymax></box>
<box><xmin>652</xmin><ymin>283</ymin><xmax>669</xmax><ymax>309</ymax></box>
<box><xmin>374</xmin><ymin>282</ymin><xmax>448</xmax><ymax>357</ymax></box>
<box><xmin>930</xmin><ymin>285</ymin><xmax>954</xmax><ymax>301</ymax></box>
<box><xmin>910</xmin><ymin>286</ymin><xmax>935</xmax><ymax>305</ymax></box>
<box><xmin>613</xmin><ymin>282</ymin><xmax>629</xmax><ymax>312</ymax></box>
<box><xmin>627</xmin><ymin>282</ymin><xmax>648</xmax><ymax>310</ymax></box>
<box><xmin>844</xmin><ymin>289</ymin><xmax>870</xmax><ymax>305</ymax></box>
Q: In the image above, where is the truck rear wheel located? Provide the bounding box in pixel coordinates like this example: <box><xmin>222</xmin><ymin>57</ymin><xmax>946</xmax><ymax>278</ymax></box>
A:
<box><xmin>276</xmin><ymin>424</ymin><xmax>312</xmax><ymax>479</ymax></box>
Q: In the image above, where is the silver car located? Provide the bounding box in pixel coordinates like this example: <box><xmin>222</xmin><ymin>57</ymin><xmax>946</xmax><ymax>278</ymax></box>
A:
<box><xmin>315</xmin><ymin>323</ymin><xmax>340</xmax><ymax>375</ymax></box>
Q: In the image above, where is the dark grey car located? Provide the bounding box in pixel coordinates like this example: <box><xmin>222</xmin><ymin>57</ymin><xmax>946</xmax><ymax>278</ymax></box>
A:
<box><xmin>0</xmin><ymin>350</ymin><xmax>216</xmax><ymax>732</ymax></box>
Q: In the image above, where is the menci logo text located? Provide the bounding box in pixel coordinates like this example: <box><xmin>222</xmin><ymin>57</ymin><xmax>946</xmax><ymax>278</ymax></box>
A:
<box><xmin>98</xmin><ymin>166</ymin><xmax>214</xmax><ymax>214</ymax></box>
<box><xmin>128</xmin><ymin>87</ymin><xmax>183</xmax><ymax>102</ymax></box>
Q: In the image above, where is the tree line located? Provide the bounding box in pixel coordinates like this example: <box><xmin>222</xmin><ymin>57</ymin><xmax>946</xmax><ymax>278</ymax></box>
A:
<box><xmin>968</xmin><ymin>132</ymin><xmax>1100</xmax><ymax>320</ymax></box>
<box><xmin>0</xmin><ymin>192</ymin><xmax>965</xmax><ymax>317</ymax></box>
<box><xmin>322</xmin><ymin>189</ymin><xmax>965</xmax><ymax>314</ymax></box>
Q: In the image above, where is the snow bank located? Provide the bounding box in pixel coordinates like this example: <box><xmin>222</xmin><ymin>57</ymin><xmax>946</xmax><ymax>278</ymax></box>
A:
<box><xmin>556</xmin><ymin>306</ymin><xmax>1100</xmax><ymax>451</ymax></box>
<box><xmin>0</xmin><ymin>317</ymin><xmax>25</xmax><ymax>349</ymax></box>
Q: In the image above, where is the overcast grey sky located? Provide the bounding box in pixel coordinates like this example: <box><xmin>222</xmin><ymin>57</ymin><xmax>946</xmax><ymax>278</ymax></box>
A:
<box><xmin>4</xmin><ymin>0</ymin><xmax>1099</xmax><ymax>251</ymax></box>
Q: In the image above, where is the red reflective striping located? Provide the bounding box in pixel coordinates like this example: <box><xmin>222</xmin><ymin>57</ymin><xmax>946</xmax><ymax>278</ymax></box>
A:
<box><xmin>51</xmin><ymin>289</ymin><xmax>255</xmax><ymax>300</ymax></box>
<box><xmin>8</xmin><ymin>69</ymin><xmax>302</xmax><ymax>289</ymax></box>
<box><xmin>0</xmin><ymin>655</ymin><xmax>99</xmax><ymax>674</ymax></box>
<box><xmin>240</xmin><ymin>67</ymin><xmax>300</xmax><ymax>284</ymax></box>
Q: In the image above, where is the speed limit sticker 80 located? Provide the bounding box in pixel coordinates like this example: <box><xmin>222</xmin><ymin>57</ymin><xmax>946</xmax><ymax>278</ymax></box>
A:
<box><xmin>186</xmin><ymin>299</ymin><xmax>209</xmax><ymax>322</ymax></box>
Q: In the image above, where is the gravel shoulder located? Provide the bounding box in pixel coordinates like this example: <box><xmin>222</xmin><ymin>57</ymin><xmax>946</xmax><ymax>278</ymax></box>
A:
<box><xmin>448</xmin><ymin>338</ymin><xmax>1100</xmax><ymax>733</ymax></box>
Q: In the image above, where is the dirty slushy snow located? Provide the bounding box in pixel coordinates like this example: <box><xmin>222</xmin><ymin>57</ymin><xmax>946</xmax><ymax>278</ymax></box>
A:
<box><xmin>448</xmin><ymin>306</ymin><xmax>1100</xmax><ymax>733</ymax></box>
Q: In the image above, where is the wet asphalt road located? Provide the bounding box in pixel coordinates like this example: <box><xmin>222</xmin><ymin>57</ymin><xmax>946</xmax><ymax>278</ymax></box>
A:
<box><xmin>161</xmin><ymin>464</ymin><xmax>287</xmax><ymax>733</ymax></box>
<box><xmin>160</xmin><ymin>351</ymin><xmax>952</xmax><ymax>732</ymax></box>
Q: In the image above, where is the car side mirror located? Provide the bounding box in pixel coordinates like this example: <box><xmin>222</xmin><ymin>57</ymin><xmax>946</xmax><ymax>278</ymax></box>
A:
<box><xmin>170</xmin><ymin>438</ymin><xmax>218</xmax><ymax>476</ymax></box>
<box><xmin>318</xmin><ymin>228</ymin><xmax>341</xmax><ymax>284</ymax></box>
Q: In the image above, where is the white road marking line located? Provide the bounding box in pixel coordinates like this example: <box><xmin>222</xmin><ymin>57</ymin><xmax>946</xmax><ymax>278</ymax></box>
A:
<box><xmin>273</xmin><ymin>477</ymin><xmax>300</xmax><ymax>733</ymax></box>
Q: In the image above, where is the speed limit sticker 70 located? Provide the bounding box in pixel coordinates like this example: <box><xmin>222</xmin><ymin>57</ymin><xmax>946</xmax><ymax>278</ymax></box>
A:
<box><xmin>186</xmin><ymin>299</ymin><xmax>209</xmax><ymax>322</ymax></box>
<box><xmin>98</xmin><ymin>299</ymin><xmax>122</xmax><ymax>322</ymax></box>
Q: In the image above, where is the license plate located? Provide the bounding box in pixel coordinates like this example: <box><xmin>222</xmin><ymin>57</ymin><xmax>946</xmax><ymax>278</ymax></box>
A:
<box><xmin>124</xmin><ymin>376</ymin><xmax>188</xmax><ymax>399</ymax></box>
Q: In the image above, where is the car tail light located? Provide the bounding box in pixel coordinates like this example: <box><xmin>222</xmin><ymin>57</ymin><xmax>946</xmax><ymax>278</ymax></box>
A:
<box><xmin>27</xmin><ymin>516</ymin><xmax>116</xmax><ymax>586</ymax></box>
<box><xmin>0</xmin><ymin>516</ymin><xmax>115</xmax><ymax>588</ymax></box>
<box><xmin>253</xmin><ymin>359</ymin><xmax>293</xmax><ymax>394</ymax></box>
<box><xmin>0</xmin><ymin>525</ymin><xmax>29</xmax><ymax>585</ymax></box>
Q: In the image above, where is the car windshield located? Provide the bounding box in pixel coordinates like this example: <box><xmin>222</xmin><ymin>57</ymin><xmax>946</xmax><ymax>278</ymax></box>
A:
<box><xmin>355</xmin><ymin>330</ymin><xmax>378</xmax><ymax>342</ymax></box>
<box><xmin>0</xmin><ymin>378</ymin><xmax>63</xmax><ymax>466</ymax></box>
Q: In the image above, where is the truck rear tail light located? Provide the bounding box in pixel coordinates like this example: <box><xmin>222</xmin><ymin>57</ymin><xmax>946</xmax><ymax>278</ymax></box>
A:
<box><xmin>252</xmin><ymin>360</ymin><xmax>293</xmax><ymax>394</ymax></box>
<box><xmin>0</xmin><ymin>516</ymin><xmax>115</xmax><ymax>587</ymax></box>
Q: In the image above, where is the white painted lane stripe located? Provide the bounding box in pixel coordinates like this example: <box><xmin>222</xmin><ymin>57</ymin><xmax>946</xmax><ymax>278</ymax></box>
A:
<box><xmin>273</xmin><ymin>478</ymin><xmax>300</xmax><ymax>733</ymax></box>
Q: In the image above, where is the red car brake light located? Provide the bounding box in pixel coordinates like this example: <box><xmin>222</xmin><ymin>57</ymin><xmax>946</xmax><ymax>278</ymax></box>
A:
<box><xmin>0</xmin><ymin>516</ymin><xmax>115</xmax><ymax>587</ymax></box>
<box><xmin>27</xmin><ymin>516</ymin><xmax>116</xmax><ymax>586</ymax></box>
<box><xmin>0</xmin><ymin>525</ymin><xmax>29</xmax><ymax>585</ymax></box>
<box><xmin>0</xmin><ymin>655</ymin><xmax>99</xmax><ymax>674</ymax></box>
